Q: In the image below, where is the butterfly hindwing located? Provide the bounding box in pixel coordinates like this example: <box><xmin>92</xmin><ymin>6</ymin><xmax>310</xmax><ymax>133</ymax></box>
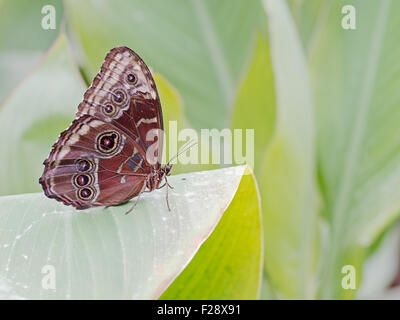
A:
<box><xmin>40</xmin><ymin>116</ymin><xmax>147</xmax><ymax>209</ymax></box>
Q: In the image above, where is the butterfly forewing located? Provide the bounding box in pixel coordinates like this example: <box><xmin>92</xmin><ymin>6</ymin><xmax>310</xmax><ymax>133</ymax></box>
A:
<box><xmin>39</xmin><ymin>47</ymin><xmax>164</xmax><ymax>209</ymax></box>
<box><xmin>77</xmin><ymin>47</ymin><xmax>163</xmax><ymax>151</ymax></box>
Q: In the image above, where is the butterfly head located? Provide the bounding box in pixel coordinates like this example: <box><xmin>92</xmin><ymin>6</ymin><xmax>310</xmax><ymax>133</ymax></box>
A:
<box><xmin>157</xmin><ymin>164</ymin><xmax>173</xmax><ymax>186</ymax></box>
<box><xmin>147</xmin><ymin>164</ymin><xmax>173</xmax><ymax>191</ymax></box>
<box><xmin>163</xmin><ymin>164</ymin><xmax>173</xmax><ymax>177</ymax></box>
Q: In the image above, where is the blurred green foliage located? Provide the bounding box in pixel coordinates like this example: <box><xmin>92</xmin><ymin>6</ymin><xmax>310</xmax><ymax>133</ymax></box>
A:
<box><xmin>0</xmin><ymin>0</ymin><xmax>399</xmax><ymax>299</ymax></box>
<box><xmin>0</xmin><ymin>0</ymin><xmax>63</xmax><ymax>101</ymax></box>
<box><xmin>64</xmin><ymin>0</ymin><xmax>265</xmax><ymax>129</ymax></box>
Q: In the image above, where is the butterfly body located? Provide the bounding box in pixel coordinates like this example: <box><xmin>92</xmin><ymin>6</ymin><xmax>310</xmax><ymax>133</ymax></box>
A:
<box><xmin>146</xmin><ymin>164</ymin><xmax>173</xmax><ymax>191</ymax></box>
<box><xmin>39</xmin><ymin>47</ymin><xmax>171</xmax><ymax>210</ymax></box>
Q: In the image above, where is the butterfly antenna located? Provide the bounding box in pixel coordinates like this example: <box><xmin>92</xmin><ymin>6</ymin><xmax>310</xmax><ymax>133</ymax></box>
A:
<box><xmin>167</xmin><ymin>140</ymin><xmax>198</xmax><ymax>165</ymax></box>
<box><xmin>175</xmin><ymin>138</ymin><xmax>194</xmax><ymax>154</ymax></box>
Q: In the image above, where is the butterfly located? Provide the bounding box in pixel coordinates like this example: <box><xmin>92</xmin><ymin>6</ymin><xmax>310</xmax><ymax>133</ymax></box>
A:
<box><xmin>39</xmin><ymin>46</ymin><xmax>173</xmax><ymax>213</ymax></box>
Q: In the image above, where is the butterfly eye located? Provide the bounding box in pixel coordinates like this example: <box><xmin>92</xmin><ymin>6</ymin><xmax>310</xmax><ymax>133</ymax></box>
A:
<box><xmin>76</xmin><ymin>159</ymin><xmax>92</xmax><ymax>172</ymax></box>
<box><xmin>96</xmin><ymin>131</ymin><xmax>120</xmax><ymax>154</ymax></box>
<box><xmin>103</xmin><ymin>103</ymin><xmax>116</xmax><ymax>116</ymax></box>
<box><xmin>126</xmin><ymin>73</ymin><xmax>137</xmax><ymax>84</ymax></box>
<box><xmin>78</xmin><ymin>187</ymin><xmax>94</xmax><ymax>200</ymax></box>
<box><xmin>112</xmin><ymin>89</ymin><xmax>127</xmax><ymax>105</ymax></box>
<box><xmin>74</xmin><ymin>174</ymin><xmax>92</xmax><ymax>187</ymax></box>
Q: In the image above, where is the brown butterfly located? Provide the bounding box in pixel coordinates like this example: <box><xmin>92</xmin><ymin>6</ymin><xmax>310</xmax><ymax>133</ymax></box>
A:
<box><xmin>39</xmin><ymin>47</ymin><xmax>173</xmax><ymax>213</ymax></box>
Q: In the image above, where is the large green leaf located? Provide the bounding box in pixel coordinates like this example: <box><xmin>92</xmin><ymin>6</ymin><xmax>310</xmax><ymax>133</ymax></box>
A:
<box><xmin>289</xmin><ymin>0</ymin><xmax>400</xmax><ymax>298</ymax></box>
<box><xmin>230</xmin><ymin>33</ymin><xmax>276</xmax><ymax>298</ymax></box>
<box><xmin>64</xmin><ymin>0</ymin><xmax>264</xmax><ymax>129</ymax></box>
<box><xmin>0</xmin><ymin>33</ymin><xmax>187</xmax><ymax>196</ymax></box>
<box><xmin>160</xmin><ymin>166</ymin><xmax>262</xmax><ymax>299</ymax></box>
<box><xmin>260</xmin><ymin>0</ymin><xmax>319</xmax><ymax>299</ymax></box>
<box><xmin>0</xmin><ymin>0</ymin><xmax>63</xmax><ymax>103</ymax></box>
<box><xmin>0</xmin><ymin>166</ymin><xmax>262</xmax><ymax>299</ymax></box>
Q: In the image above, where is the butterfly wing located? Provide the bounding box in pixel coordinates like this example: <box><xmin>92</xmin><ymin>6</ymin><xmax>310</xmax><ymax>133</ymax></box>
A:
<box><xmin>39</xmin><ymin>47</ymin><xmax>163</xmax><ymax>209</ymax></box>
<box><xmin>77</xmin><ymin>46</ymin><xmax>163</xmax><ymax>164</ymax></box>
<box><xmin>40</xmin><ymin>116</ymin><xmax>148</xmax><ymax>209</ymax></box>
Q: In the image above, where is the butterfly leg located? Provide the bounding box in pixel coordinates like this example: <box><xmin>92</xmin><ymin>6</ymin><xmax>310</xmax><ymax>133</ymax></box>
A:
<box><xmin>165</xmin><ymin>180</ymin><xmax>171</xmax><ymax>212</ymax></box>
<box><xmin>125</xmin><ymin>181</ymin><xmax>147</xmax><ymax>215</ymax></box>
<box><xmin>166</xmin><ymin>180</ymin><xmax>174</xmax><ymax>189</ymax></box>
<box><xmin>157</xmin><ymin>182</ymin><xmax>166</xmax><ymax>189</ymax></box>
<box><xmin>157</xmin><ymin>179</ymin><xmax>174</xmax><ymax>190</ymax></box>
<box><xmin>163</xmin><ymin>176</ymin><xmax>173</xmax><ymax>211</ymax></box>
